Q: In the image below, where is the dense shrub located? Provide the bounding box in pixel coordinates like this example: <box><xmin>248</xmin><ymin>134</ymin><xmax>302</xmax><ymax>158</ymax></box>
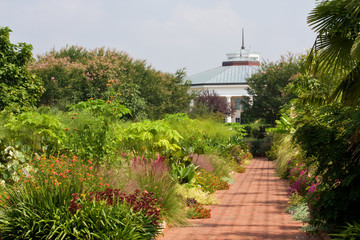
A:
<box><xmin>29</xmin><ymin>46</ymin><xmax>194</xmax><ymax>120</ymax></box>
<box><xmin>0</xmin><ymin>27</ymin><xmax>44</xmax><ymax>111</ymax></box>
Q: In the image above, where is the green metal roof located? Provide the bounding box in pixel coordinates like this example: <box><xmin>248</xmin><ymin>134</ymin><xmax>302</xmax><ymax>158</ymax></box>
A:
<box><xmin>189</xmin><ymin>64</ymin><xmax>259</xmax><ymax>85</ymax></box>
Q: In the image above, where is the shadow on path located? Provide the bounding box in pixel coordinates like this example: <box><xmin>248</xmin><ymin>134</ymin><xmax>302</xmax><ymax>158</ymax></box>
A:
<box><xmin>157</xmin><ymin>158</ymin><xmax>323</xmax><ymax>240</ymax></box>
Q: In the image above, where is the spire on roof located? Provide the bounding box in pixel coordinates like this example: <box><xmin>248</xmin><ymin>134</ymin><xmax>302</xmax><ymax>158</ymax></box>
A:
<box><xmin>241</xmin><ymin>28</ymin><xmax>245</xmax><ymax>50</ymax></box>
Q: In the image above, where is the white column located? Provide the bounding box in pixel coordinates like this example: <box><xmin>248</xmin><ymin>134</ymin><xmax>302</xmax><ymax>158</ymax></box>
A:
<box><xmin>226</xmin><ymin>96</ymin><xmax>232</xmax><ymax>123</ymax></box>
<box><xmin>190</xmin><ymin>99</ymin><xmax>194</xmax><ymax>108</ymax></box>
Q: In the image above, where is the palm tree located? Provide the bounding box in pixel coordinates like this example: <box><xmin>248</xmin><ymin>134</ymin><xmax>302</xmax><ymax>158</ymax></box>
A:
<box><xmin>307</xmin><ymin>0</ymin><xmax>360</xmax><ymax>106</ymax></box>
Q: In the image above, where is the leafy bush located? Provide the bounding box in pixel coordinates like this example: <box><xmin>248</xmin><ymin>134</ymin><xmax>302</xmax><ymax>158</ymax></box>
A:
<box><xmin>121</xmin><ymin>120</ymin><xmax>182</xmax><ymax>159</ymax></box>
<box><xmin>68</xmin><ymin>98</ymin><xmax>131</xmax><ymax>120</ymax></box>
<box><xmin>54</xmin><ymin>99</ymin><xmax>130</xmax><ymax>163</ymax></box>
<box><xmin>164</xmin><ymin>114</ymin><xmax>236</xmax><ymax>157</ymax></box>
<box><xmin>331</xmin><ymin>222</ymin><xmax>360</xmax><ymax>240</ymax></box>
<box><xmin>287</xmin><ymin>192</ymin><xmax>306</xmax><ymax>207</ymax></box>
<box><xmin>287</xmin><ymin>202</ymin><xmax>310</xmax><ymax>223</ymax></box>
<box><xmin>0</xmin><ymin>146</ymin><xmax>30</xmax><ymax>185</ymax></box>
<box><xmin>69</xmin><ymin>188</ymin><xmax>162</xmax><ymax>239</ymax></box>
<box><xmin>3</xmin><ymin>111</ymin><xmax>66</xmax><ymax>155</ymax></box>
<box><xmin>69</xmin><ymin>199</ymin><xmax>157</xmax><ymax>240</ymax></box>
<box><xmin>171</xmin><ymin>162</ymin><xmax>197</xmax><ymax>186</ymax></box>
<box><xmin>0</xmin><ymin>27</ymin><xmax>44</xmax><ymax>111</ymax></box>
<box><xmin>29</xmin><ymin>46</ymin><xmax>193</xmax><ymax>119</ymax></box>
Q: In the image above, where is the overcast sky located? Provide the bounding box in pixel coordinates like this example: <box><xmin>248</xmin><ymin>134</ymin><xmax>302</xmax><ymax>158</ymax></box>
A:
<box><xmin>1</xmin><ymin>0</ymin><xmax>317</xmax><ymax>76</ymax></box>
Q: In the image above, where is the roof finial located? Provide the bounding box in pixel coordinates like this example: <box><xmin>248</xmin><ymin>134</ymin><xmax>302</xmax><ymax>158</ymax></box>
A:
<box><xmin>241</xmin><ymin>28</ymin><xmax>245</xmax><ymax>50</ymax></box>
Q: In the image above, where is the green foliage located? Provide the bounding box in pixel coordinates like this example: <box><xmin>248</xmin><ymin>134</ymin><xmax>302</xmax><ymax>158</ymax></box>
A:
<box><xmin>171</xmin><ymin>162</ymin><xmax>197</xmax><ymax>186</ymax></box>
<box><xmin>63</xmin><ymin>111</ymin><xmax>114</xmax><ymax>162</ymax></box>
<box><xmin>205</xmin><ymin>155</ymin><xmax>235</xmax><ymax>178</ymax></box>
<box><xmin>225</xmin><ymin>122</ymin><xmax>247</xmax><ymax>141</ymax></box>
<box><xmin>287</xmin><ymin>192</ymin><xmax>306</xmax><ymax>207</ymax></box>
<box><xmin>331</xmin><ymin>222</ymin><xmax>360</xmax><ymax>240</ymax></box>
<box><xmin>164</xmin><ymin>114</ymin><xmax>236</xmax><ymax>158</ymax></box>
<box><xmin>287</xmin><ymin>202</ymin><xmax>310</xmax><ymax>223</ymax></box>
<box><xmin>63</xmin><ymin>99</ymin><xmax>131</xmax><ymax>162</ymax></box>
<box><xmin>242</xmin><ymin>55</ymin><xmax>301</xmax><ymax>125</ymax></box>
<box><xmin>294</xmin><ymin>122</ymin><xmax>351</xmax><ymax>187</ymax></box>
<box><xmin>29</xmin><ymin>46</ymin><xmax>193</xmax><ymax>119</ymax></box>
<box><xmin>0</xmin><ymin>155</ymin><xmax>102</xmax><ymax>239</ymax></box>
<box><xmin>69</xmin><ymin>188</ymin><xmax>162</xmax><ymax>239</ymax></box>
<box><xmin>267</xmin><ymin>113</ymin><xmax>295</xmax><ymax>134</ymax></box>
<box><xmin>307</xmin><ymin>0</ymin><xmax>360</xmax><ymax>106</ymax></box>
<box><xmin>272</xmin><ymin>134</ymin><xmax>297</xmax><ymax>177</ymax></box>
<box><xmin>261</xmin><ymin>1</ymin><xmax>360</xmax><ymax>234</ymax></box>
<box><xmin>69</xmin><ymin>200</ymin><xmax>158</xmax><ymax>240</ymax></box>
<box><xmin>68</xmin><ymin>98</ymin><xmax>131</xmax><ymax>120</ymax></box>
<box><xmin>122</xmin><ymin>120</ymin><xmax>182</xmax><ymax>158</ymax></box>
<box><xmin>3</xmin><ymin>110</ymin><xmax>65</xmax><ymax>155</ymax></box>
<box><xmin>0</xmin><ymin>27</ymin><xmax>44</xmax><ymax>111</ymax></box>
<box><xmin>0</xmin><ymin>145</ymin><xmax>30</xmax><ymax>185</ymax></box>
<box><xmin>0</xmin><ymin>156</ymin><xmax>165</xmax><ymax>239</ymax></box>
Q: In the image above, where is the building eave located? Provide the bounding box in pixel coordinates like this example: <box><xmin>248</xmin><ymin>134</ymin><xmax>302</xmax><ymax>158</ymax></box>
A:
<box><xmin>190</xmin><ymin>82</ymin><xmax>249</xmax><ymax>87</ymax></box>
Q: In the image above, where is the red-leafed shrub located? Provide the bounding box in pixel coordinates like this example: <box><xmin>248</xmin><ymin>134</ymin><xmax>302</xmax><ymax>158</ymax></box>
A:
<box><xmin>70</xmin><ymin>188</ymin><xmax>162</xmax><ymax>225</ymax></box>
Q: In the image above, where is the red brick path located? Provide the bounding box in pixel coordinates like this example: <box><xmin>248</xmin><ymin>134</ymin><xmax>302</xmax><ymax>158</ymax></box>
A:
<box><xmin>157</xmin><ymin>157</ymin><xmax>318</xmax><ymax>240</ymax></box>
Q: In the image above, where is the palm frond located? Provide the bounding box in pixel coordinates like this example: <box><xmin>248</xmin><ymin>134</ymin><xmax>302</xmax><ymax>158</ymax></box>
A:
<box><xmin>330</xmin><ymin>64</ymin><xmax>360</xmax><ymax>106</ymax></box>
<box><xmin>351</xmin><ymin>35</ymin><xmax>360</xmax><ymax>62</ymax></box>
<box><xmin>312</xmin><ymin>34</ymin><xmax>354</xmax><ymax>74</ymax></box>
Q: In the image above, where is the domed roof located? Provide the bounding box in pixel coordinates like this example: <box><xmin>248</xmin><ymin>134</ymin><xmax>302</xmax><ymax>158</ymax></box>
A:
<box><xmin>189</xmin><ymin>48</ymin><xmax>260</xmax><ymax>86</ymax></box>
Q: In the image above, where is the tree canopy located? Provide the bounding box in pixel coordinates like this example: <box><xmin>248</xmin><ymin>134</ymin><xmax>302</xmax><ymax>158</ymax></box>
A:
<box><xmin>0</xmin><ymin>27</ymin><xmax>44</xmax><ymax>111</ymax></box>
<box><xmin>29</xmin><ymin>46</ymin><xmax>194</xmax><ymax>120</ymax></box>
<box><xmin>241</xmin><ymin>55</ymin><xmax>301</xmax><ymax>125</ymax></box>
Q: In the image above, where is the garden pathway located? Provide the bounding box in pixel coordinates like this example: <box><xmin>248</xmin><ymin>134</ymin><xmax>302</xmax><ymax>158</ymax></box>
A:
<box><xmin>157</xmin><ymin>157</ymin><xmax>320</xmax><ymax>240</ymax></box>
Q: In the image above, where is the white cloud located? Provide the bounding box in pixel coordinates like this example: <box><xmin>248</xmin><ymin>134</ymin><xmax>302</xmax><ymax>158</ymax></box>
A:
<box><xmin>141</xmin><ymin>3</ymin><xmax>243</xmax><ymax>47</ymax></box>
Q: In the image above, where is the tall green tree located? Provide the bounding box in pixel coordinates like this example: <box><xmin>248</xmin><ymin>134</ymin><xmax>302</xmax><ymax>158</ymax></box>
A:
<box><xmin>0</xmin><ymin>27</ymin><xmax>44</xmax><ymax>111</ymax></box>
<box><xmin>307</xmin><ymin>0</ymin><xmax>360</xmax><ymax>106</ymax></box>
<box><xmin>242</xmin><ymin>55</ymin><xmax>301</xmax><ymax>125</ymax></box>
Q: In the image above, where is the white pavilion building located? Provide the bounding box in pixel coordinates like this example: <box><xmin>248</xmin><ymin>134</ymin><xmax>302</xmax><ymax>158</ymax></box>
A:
<box><xmin>189</xmin><ymin>44</ymin><xmax>260</xmax><ymax>123</ymax></box>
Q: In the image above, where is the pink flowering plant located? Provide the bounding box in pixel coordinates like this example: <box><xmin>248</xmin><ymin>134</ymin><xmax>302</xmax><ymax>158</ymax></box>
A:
<box><xmin>288</xmin><ymin>160</ymin><xmax>317</xmax><ymax>196</ymax></box>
